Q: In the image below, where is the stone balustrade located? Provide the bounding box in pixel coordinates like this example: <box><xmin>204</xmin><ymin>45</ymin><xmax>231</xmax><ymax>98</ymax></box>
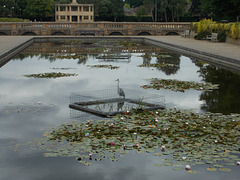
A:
<box><xmin>0</xmin><ymin>22</ymin><xmax>190</xmax><ymax>36</ymax></box>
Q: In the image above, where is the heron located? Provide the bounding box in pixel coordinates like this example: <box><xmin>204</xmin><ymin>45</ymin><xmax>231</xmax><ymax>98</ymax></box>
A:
<box><xmin>116</xmin><ymin>79</ymin><xmax>125</xmax><ymax>99</ymax></box>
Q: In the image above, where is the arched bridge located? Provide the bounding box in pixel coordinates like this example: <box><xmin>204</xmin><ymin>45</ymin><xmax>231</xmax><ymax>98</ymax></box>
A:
<box><xmin>0</xmin><ymin>22</ymin><xmax>190</xmax><ymax>36</ymax></box>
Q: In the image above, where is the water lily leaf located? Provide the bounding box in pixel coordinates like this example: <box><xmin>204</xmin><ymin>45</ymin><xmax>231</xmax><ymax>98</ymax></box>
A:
<box><xmin>173</xmin><ymin>166</ymin><xmax>184</xmax><ymax>171</ymax></box>
<box><xmin>187</xmin><ymin>170</ymin><xmax>198</xmax><ymax>174</ymax></box>
<box><xmin>154</xmin><ymin>163</ymin><xmax>163</xmax><ymax>167</ymax></box>
<box><xmin>213</xmin><ymin>164</ymin><xmax>224</xmax><ymax>168</ymax></box>
<box><xmin>206</xmin><ymin>167</ymin><xmax>217</xmax><ymax>171</ymax></box>
<box><xmin>220</xmin><ymin>168</ymin><xmax>231</xmax><ymax>172</ymax></box>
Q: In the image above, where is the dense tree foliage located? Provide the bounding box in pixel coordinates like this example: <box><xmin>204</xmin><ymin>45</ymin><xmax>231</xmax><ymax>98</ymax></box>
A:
<box><xmin>1</xmin><ymin>0</ymin><xmax>239</xmax><ymax>22</ymax></box>
<box><xmin>95</xmin><ymin>0</ymin><xmax>124</xmax><ymax>21</ymax></box>
<box><xmin>24</xmin><ymin>0</ymin><xmax>55</xmax><ymax>21</ymax></box>
<box><xmin>200</xmin><ymin>0</ymin><xmax>240</xmax><ymax>21</ymax></box>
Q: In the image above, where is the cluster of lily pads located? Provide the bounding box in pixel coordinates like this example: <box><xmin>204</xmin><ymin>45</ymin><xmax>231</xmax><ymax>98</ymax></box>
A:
<box><xmin>87</xmin><ymin>65</ymin><xmax>120</xmax><ymax>70</ymax></box>
<box><xmin>55</xmin><ymin>54</ymin><xmax>87</xmax><ymax>60</ymax></box>
<box><xmin>141</xmin><ymin>78</ymin><xmax>219</xmax><ymax>92</ymax></box>
<box><xmin>51</xmin><ymin>68</ymin><xmax>77</xmax><ymax>70</ymax></box>
<box><xmin>24</xmin><ymin>72</ymin><xmax>77</xmax><ymax>79</ymax></box>
<box><xmin>138</xmin><ymin>63</ymin><xmax>177</xmax><ymax>68</ymax></box>
<box><xmin>26</xmin><ymin>108</ymin><xmax>240</xmax><ymax>172</ymax></box>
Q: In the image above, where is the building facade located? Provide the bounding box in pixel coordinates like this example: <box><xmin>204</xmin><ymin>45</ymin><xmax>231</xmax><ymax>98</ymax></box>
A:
<box><xmin>55</xmin><ymin>0</ymin><xmax>94</xmax><ymax>22</ymax></box>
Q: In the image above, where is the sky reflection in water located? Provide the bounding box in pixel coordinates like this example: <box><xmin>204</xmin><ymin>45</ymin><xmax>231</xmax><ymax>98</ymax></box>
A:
<box><xmin>0</xmin><ymin>41</ymin><xmax>240</xmax><ymax>180</ymax></box>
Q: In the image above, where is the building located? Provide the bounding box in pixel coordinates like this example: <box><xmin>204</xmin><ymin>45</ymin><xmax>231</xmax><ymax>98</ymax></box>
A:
<box><xmin>55</xmin><ymin>0</ymin><xmax>94</xmax><ymax>22</ymax></box>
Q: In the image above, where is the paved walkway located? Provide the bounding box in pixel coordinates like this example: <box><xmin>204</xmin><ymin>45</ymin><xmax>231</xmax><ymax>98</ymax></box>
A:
<box><xmin>146</xmin><ymin>36</ymin><xmax>240</xmax><ymax>61</ymax></box>
<box><xmin>0</xmin><ymin>35</ymin><xmax>239</xmax><ymax>68</ymax></box>
<box><xmin>0</xmin><ymin>36</ymin><xmax>33</xmax><ymax>57</ymax></box>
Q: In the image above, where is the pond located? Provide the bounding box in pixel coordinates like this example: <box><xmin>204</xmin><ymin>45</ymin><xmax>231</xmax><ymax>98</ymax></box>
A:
<box><xmin>0</xmin><ymin>39</ymin><xmax>240</xmax><ymax>180</ymax></box>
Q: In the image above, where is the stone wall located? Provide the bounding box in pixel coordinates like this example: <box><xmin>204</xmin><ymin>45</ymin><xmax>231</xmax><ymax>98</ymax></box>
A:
<box><xmin>226</xmin><ymin>36</ymin><xmax>240</xmax><ymax>45</ymax></box>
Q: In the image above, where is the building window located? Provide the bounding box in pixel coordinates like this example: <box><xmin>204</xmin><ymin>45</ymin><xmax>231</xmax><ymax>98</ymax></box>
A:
<box><xmin>84</xmin><ymin>16</ymin><xmax>89</xmax><ymax>20</ymax></box>
<box><xmin>56</xmin><ymin>7</ymin><xmax>59</xmax><ymax>11</ymax></box>
<box><xmin>79</xmin><ymin>7</ymin><xmax>82</xmax><ymax>11</ymax></box>
<box><xmin>60</xmin><ymin>16</ymin><xmax>65</xmax><ymax>20</ymax></box>
<box><xmin>71</xmin><ymin>6</ymin><xmax>78</xmax><ymax>11</ymax></box>
<box><xmin>68</xmin><ymin>6</ymin><xmax>70</xmax><ymax>11</ymax></box>
<box><xmin>83</xmin><ymin>6</ymin><xmax>89</xmax><ymax>11</ymax></box>
<box><xmin>72</xmin><ymin>16</ymin><xmax>78</xmax><ymax>22</ymax></box>
<box><xmin>90</xmin><ymin>7</ymin><xmax>93</xmax><ymax>12</ymax></box>
<box><xmin>67</xmin><ymin>16</ymin><xmax>70</xmax><ymax>20</ymax></box>
<box><xmin>91</xmin><ymin>16</ymin><xmax>93</xmax><ymax>20</ymax></box>
<box><xmin>79</xmin><ymin>16</ymin><xmax>82</xmax><ymax>20</ymax></box>
<box><xmin>60</xmin><ymin>6</ymin><xmax>66</xmax><ymax>11</ymax></box>
<box><xmin>56</xmin><ymin>16</ymin><xmax>59</xmax><ymax>20</ymax></box>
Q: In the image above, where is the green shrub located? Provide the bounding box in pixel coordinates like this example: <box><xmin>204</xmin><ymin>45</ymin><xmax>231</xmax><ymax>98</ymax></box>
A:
<box><xmin>194</xmin><ymin>30</ymin><xmax>211</xmax><ymax>40</ymax></box>
<box><xmin>0</xmin><ymin>18</ymin><xmax>28</xmax><ymax>22</ymax></box>
<box><xmin>217</xmin><ymin>30</ymin><xmax>227</xmax><ymax>42</ymax></box>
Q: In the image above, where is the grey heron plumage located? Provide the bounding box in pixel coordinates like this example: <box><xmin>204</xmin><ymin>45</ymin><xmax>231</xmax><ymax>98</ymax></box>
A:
<box><xmin>116</xmin><ymin>79</ymin><xmax>125</xmax><ymax>98</ymax></box>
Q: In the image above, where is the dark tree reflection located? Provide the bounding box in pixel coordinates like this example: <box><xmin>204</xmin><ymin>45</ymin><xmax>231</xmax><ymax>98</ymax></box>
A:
<box><xmin>156</xmin><ymin>53</ymin><xmax>180</xmax><ymax>75</ymax></box>
<box><xmin>198</xmin><ymin>65</ymin><xmax>240</xmax><ymax>114</ymax></box>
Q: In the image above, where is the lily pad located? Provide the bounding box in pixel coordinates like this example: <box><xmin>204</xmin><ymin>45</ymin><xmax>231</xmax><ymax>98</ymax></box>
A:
<box><xmin>141</xmin><ymin>78</ymin><xmax>219</xmax><ymax>92</ymax></box>
<box><xmin>220</xmin><ymin>168</ymin><xmax>232</xmax><ymax>172</ymax></box>
<box><xmin>206</xmin><ymin>167</ymin><xmax>217</xmax><ymax>171</ymax></box>
<box><xmin>155</xmin><ymin>163</ymin><xmax>163</xmax><ymax>167</ymax></box>
<box><xmin>173</xmin><ymin>166</ymin><xmax>184</xmax><ymax>171</ymax></box>
<box><xmin>24</xmin><ymin>72</ymin><xmax>77</xmax><ymax>79</ymax></box>
<box><xmin>88</xmin><ymin>65</ymin><xmax>119</xmax><ymax>70</ymax></box>
<box><xmin>18</xmin><ymin>108</ymin><xmax>240</xmax><ymax>171</ymax></box>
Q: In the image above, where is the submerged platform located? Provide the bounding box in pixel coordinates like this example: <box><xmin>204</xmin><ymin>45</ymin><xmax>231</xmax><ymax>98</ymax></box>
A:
<box><xmin>69</xmin><ymin>88</ymin><xmax>165</xmax><ymax>118</ymax></box>
<box><xmin>69</xmin><ymin>97</ymin><xmax>165</xmax><ymax>117</ymax></box>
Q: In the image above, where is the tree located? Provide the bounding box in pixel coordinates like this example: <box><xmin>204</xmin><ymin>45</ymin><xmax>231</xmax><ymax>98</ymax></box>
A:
<box><xmin>158</xmin><ymin>0</ymin><xmax>168</xmax><ymax>22</ymax></box>
<box><xmin>97</xmin><ymin>0</ymin><xmax>112</xmax><ymax>20</ymax></box>
<box><xmin>96</xmin><ymin>0</ymin><xmax>124</xmax><ymax>22</ymax></box>
<box><xmin>143</xmin><ymin>0</ymin><xmax>155</xmax><ymax>21</ymax></box>
<box><xmin>200</xmin><ymin>0</ymin><xmax>240</xmax><ymax>21</ymax></box>
<box><xmin>189</xmin><ymin>0</ymin><xmax>201</xmax><ymax>17</ymax></box>
<box><xmin>24</xmin><ymin>0</ymin><xmax>54</xmax><ymax>21</ymax></box>
<box><xmin>0</xmin><ymin>0</ymin><xmax>18</xmax><ymax>17</ymax></box>
<box><xmin>136</xmin><ymin>5</ymin><xmax>148</xmax><ymax>21</ymax></box>
<box><xmin>124</xmin><ymin>0</ymin><xmax>143</xmax><ymax>8</ymax></box>
<box><xmin>168</xmin><ymin>0</ymin><xmax>188</xmax><ymax>22</ymax></box>
<box><xmin>111</xmin><ymin>0</ymin><xmax>124</xmax><ymax>22</ymax></box>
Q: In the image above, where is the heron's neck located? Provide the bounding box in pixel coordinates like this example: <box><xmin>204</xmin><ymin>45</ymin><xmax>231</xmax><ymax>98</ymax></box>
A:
<box><xmin>117</xmin><ymin>81</ymin><xmax>120</xmax><ymax>90</ymax></box>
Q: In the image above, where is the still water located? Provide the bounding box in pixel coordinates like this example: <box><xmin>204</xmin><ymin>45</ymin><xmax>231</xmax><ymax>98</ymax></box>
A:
<box><xmin>0</xmin><ymin>40</ymin><xmax>240</xmax><ymax>180</ymax></box>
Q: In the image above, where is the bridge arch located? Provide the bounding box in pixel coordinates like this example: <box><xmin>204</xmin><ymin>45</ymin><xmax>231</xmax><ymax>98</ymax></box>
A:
<box><xmin>165</xmin><ymin>32</ymin><xmax>179</xmax><ymax>36</ymax></box>
<box><xmin>22</xmin><ymin>32</ymin><xmax>37</xmax><ymax>35</ymax></box>
<box><xmin>51</xmin><ymin>31</ymin><xmax>66</xmax><ymax>35</ymax></box>
<box><xmin>0</xmin><ymin>32</ymin><xmax>8</xmax><ymax>35</ymax></box>
<box><xmin>137</xmin><ymin>32</ymin><xmax>151</xmax><ymax>36</ymax></box>
<box><xmin>109</xmin><ymin>32</ymin><xmax>124</xmax><ymax>36</ymax></box>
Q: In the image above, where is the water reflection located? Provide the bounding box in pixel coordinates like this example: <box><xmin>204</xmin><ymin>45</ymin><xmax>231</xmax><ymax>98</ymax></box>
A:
<box><xmin>199</xmin><ymin>65</ymin><xmax>240</xmax><ymax>114</ymax></box>
<box><xmin>1</xmin><ymin>40</ymin><xmax>240</xmax><ymax>180</ymax></box>
<box><xmin>156</xmin><ymin>53</ymin><xmax>180</xmax><ymax>75</ymax></box>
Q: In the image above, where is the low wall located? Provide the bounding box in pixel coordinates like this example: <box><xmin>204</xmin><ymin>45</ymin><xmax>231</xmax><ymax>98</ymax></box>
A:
<box><xmin>226</xmin><ymin>37</ymin><xmax>240</xmax><ymax>45</ymax></box>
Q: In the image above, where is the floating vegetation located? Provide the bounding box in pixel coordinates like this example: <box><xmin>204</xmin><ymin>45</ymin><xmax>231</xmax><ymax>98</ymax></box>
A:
<box><xmin>24</xmin><ymin>72</ymin><xmax>77</xmax><ymax>79</ymax></box>
<box><xmin>51</xmin><ymin>68</ymin><xmax>77</xmax><ymax>70</ymax></box>
<box><xmin>87</xmin><ymin>65</ymin><xmax>120</xmax><ymax>70</ymax></box>
<box><xmin>156</xmin><ymin>54</ymin><xmax>172</xmax><ymax>59</ymax></box>
<box><xmin>55</xmin><ymin>54</ymin><xmax>87</xmax><ymax>60</ymax></box>
<box><xmin>21</xmin><ymin>108</ymin><xmax>240</xmax><ymax>173</ymax></box>
<box><xmin>138</xmin><ymin>63</ymin><xmax>177</xmax><ymax>68</ymax></box>
<box><xmin>141</xmin><ymin>78</ymin><xmax>219</xmax><ymax>92</ymax></box>
<box><xmin>140</xmin><ymin>54</ymin><xmax>153</xmax><ymax>58</ymax></box>
<box><xmin>120</xmin><ymin>41</ymin><xmax>137</xmax><ymax>47</ymax></box>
